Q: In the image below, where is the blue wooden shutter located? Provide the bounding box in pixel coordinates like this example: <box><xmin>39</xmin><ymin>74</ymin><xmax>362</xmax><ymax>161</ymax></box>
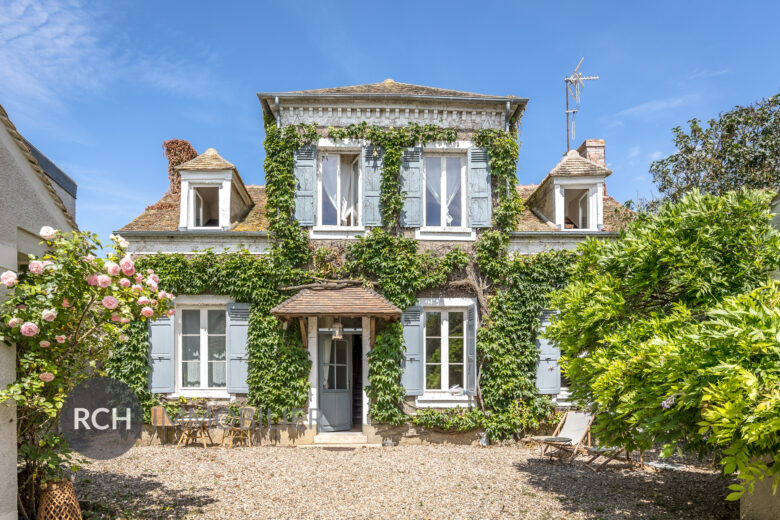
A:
<box><xmin>294</xmin><ymin>145</ymin><xmax>316</xmax><ymax>226</ymax></box>
<box><xmin>535</xmin><ymin>310</ymin><xmax>561</xmax><ymax>394</ymax></box>
<box><xmin>400</xmin><ymin>306</ymin><xmax>423</xmax><ymax>396</ymax></box>
<box><xmin>400</xmin><ymin>147</ymin><xmax>423</xmax><ymax>227</ymax></box>
<box><xmin>466</xmin><ymin>304</ymin><xmax>478</xmax><ymax>396</ymax></box>
<box><xmin>149</xmin><ymin>316</ymin><xmax>174</xmax><ymax>393</ymax></box>
<box><xmin>226</xmin><ymin>303</ymin><xmax>250</xmax><ymax>394</ymax></box>
<box><xmin>362</xmin><ymin>145</ymin><xmax>383</xmax><ymax>227</ymax></box>
<box><xmin>467</xmin><ymin>147</ymin><xmax>492</xmax><ymax>228</ymax></box>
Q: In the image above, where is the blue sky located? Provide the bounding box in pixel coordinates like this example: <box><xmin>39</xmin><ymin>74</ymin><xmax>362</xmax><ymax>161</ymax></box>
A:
<box><xmin>2</xmin><ymin>0</ymin><xmax>779</xmax><ymax>242</ymax></box>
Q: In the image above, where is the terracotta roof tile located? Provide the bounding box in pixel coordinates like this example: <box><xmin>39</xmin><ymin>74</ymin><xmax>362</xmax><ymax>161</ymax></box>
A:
<box><xmin>271</xmin><ymin>286</ymin><xmax>401</xmax><ymax>319</ymax></box>
<box><xmin>176</xmin><ymin>147</ymin><xmax>236</xmax><ymax>171</ymax></box>
<box><xmin>515</xmin><ymin>185</ymin><xmax>629</xmax><ymax>233</ymax></box>
<box><xmin>119</xmin><ymin>185</ymin><xmax>268</xmax><ymax>232</ymax></box>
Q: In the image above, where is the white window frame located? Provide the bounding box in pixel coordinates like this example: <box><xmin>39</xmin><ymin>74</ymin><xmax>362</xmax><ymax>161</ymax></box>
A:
<box><xmin>187</xmin><ymin>183</ymin><xmax>222</xmax><ymax>230</ymax></box>
<box><xmin>422</xmin><ymin>154</ymin><xmax>467</xmax><ymax>231</ymax></box>
<box><xmin>423</xmin><ymin>308</ymin><xmax>467</xmax><ymax>392</ymax></box>
<box><xmin>175</xmin><ymin>304</ymin><xmax>229</xmax><ymax>397</ymax></box>
<box><xmin>316</xmin><ymin>152</ymin><xmax>363</xmax><ymax>230</ymax></box>
<box><xmin>553</xmin><ymin>178</ymin><xmax>605</xmax><ymax>231</ymax></box>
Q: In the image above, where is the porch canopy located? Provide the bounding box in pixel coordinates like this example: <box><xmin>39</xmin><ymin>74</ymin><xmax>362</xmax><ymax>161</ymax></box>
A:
<box><xmin>271</xmin><ymin>285</ymin><xmax>402</xmax><ymax>321</ymax></box>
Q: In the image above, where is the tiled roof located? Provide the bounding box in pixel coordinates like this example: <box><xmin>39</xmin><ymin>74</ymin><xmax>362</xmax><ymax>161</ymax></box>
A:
<box><xmin>0</xmin><ymin>103</ymin><xmax>77</xmax><ymax>228</ymax></box>
<box><xmin>273</xmin><ymin>79</ymin><xmax>500</xmax><ymax>99</ymax></box>
<box><xmin>271</xmin><ymin>285</ymin><xmax>401</xmax><ymax>319</ymax></box>
<box><xmin>176</xmin><ymin>147</ymin><xmax>236</xmax><ymax>171</ymax></box>
<box><xmin>119</xmin><ymin>185</ymin><xmax>268</xmax><ymax>232</ymax></box>
<box><xmin>515</xmin><ymin>185</ymin><xmax>629</xmax><ymax>232</ymax></box>
<box><xmin>548</xmin><ymin>149</ymin><xmax>612</xmax><ymax>178</ymax></box>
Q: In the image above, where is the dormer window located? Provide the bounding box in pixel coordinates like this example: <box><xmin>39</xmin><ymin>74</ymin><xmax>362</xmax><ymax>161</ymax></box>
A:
<box><xmin>193</xmin><ymin>186</ymin><xmax>220</xmax><ymax>227</ymax></box>
<box><xmin>176</xmin><ymin>148</ymin><xmax>253</xmax><ymax>232</ymax></box>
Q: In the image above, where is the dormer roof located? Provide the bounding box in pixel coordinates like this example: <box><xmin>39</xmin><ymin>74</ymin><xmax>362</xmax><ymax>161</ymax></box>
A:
<box><xmin>548</xmin><ymin>149</ymin><xmax>612</xmax><ymax>178</ymax></box>
<box><xmin>176</xmin><ymin>147</ymin><xmax>236</xmax><ymax>172</ymax></box>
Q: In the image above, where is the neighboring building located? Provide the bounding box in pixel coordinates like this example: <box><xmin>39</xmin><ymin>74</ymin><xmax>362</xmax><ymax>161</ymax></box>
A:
<box><xmin>0</xmin><ymin>103</ymin><xmax>78</xmax><ymax>520</ymax></box>
<box><xmin>118</xmin><ymin>80</ymin><xmax>626</xmax><ymax>440</ymax></box>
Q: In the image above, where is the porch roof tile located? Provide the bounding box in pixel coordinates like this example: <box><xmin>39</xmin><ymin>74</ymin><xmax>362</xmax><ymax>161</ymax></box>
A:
<box><xmin>271</xmin><ymin>286</ymin><xmax>401</xmax><ymax>320</ymax></box>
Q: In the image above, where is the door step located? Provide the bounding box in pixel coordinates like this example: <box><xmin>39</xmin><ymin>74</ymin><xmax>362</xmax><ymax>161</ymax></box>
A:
<box><xmin>314</xmin><ymin>432</ymin><xmax>369</xmax><ymax>445</ymax></box>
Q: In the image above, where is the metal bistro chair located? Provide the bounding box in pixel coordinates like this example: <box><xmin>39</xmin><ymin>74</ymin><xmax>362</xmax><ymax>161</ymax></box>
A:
<box><xmin>223</xmin><ymin>406</ymin><xmax>257</xmax><ymax>448</ymax></box>
<box><xmin>149</xmin><ymin>406</ymin><xmax>178</xmax><ymax>446</ymax></box>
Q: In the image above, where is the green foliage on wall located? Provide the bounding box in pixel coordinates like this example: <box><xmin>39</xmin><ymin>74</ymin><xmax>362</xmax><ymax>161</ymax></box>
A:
<box><xmin>364</xmin><ymin>322</ymin><xmax>407</xmax><ymax>425</ymax></box>
<box><xmin>329</xmin><ymin>122</ymin><xmax>457</xmax><ymax>231</ymax></box>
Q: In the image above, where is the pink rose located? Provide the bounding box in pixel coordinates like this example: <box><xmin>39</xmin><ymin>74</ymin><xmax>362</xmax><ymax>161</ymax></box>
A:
<box><xmin>111</xmin><ymin>314</ymin><xmax>120</xmax><ymax>321</ymax></box>
<box><xmin>151</xmin><ymin>299</ymin><xmax>157</xmax><ymax>306</ymax></box>
<box><xmin>119</xmin><ymin>278</ymin><xmax>131</xmax><ymax>288</ymax></box>
<box><xmin>167</xmin><ymin>309</ymin><xmax>175</xmax><ymax>316</ymax></box>
<box><xmin>20</xmin><ymin>322</ymin><xmax>39</xmax><ymax>336</ymax></box>
<box><xmin>150</xmin><ymin>274</ymin><xmax>159</xmax><ymax>284</ymax></box>
<box><xmin>158</xmin><ymin>291</ymin><xmax>168</xmax><ymax>300</ymax></box>
<box><xmin>8</xmin><ymin>317</ymin><xmax>22</xmax><ymax>327</ymax></box>
<box><xmin>62</xmin><ymin>298</ymin><xmax>70</xmax><ymax>308</ymax></box>
<box><xmin>141</xmin><ymin>306</ymin><xmax>154</xmax><ymax>318</ymax></box>
<box><xmin>147</xmin><ymin>268</ymin><xmax>154</xmax><ymax>275</ymax></box>
<box><xmin>1</xmin><ymin>271</ymin><xmax>17</xmax><ymax>287</ymax></box>
<box><xmin>39</xmin><ymin>372</ymin><xmax>54</xmax><ymax>382</ymax></box>
<box><xmin>39</xmin><ymin>226</ymin><xmax>57</xmax><ymax>240</ymax></box>
<box><xmin>104</xmin><ymin>261</ymin><xmax>121</xmax><ymax>276</ymax></box>
<box><xmin>147</xmin><ymin>280</ymin><xmax>158</xmax><ymax>291</ymax></box>
<box><xmin>55</xmin><ymin>335</ymin><xmax>66</xmax><ymax>344</ymax></box>
<box><xmin>120</xmin><ymin>256</ymin><xmax>135</xmax><ymax>276</ymax></box>
<box><xmin>134</xmin><ymin>274</ymin><xmax>143</xmax><ymax>283</ymax></box>
<box><xmin>137</xmin><ymin>296</ymin><xmax>150</xmax><ymax>306</ymax></box>
<box><xmin>41</xmin><ymin>309</ymin><xmax>57</xmax><ymax>322</ymax></box>
<box><xmin>102</xmin><ymin>296</ymin><xmax>119</xmax><ymax>310</ymax></box>
<box><xmin>82</xmin><ymin>254</ymin><xmax>95</xmax><ymax>263</ymax></box>
<box><xmin>87</xmin><ymin>274</ymin><xmax>98</xmax><ymax>286</ymax></box>
<box><xmin>39</xmin><ymin>340</ymin><xmax>50</xmax><ymax>348</ymax></box>
<box><xmin>120</xmin><ymin>317</ymin><xmax>130</xmax><ymax>323</ymax></box>
<box><xmin>28</xmin><ymin>261</ymin><xmax>44</xmax><ymax>275</ymax></box>
<box><xmin>131</xmin><ymin>284</ymin><xmax>142</xmax><ymax>293</ymax></box>
<box><xmin>97</xmin><ymin>275</ymin><xmax>111</xmax><ymax>288</ymax></box>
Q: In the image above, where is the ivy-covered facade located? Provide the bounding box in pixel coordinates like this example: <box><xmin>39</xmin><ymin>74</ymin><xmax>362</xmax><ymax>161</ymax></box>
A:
<box><xmin>114</xmin><ymin>80</ymin><xmax>628</xmax><ymax>442</ymax></box>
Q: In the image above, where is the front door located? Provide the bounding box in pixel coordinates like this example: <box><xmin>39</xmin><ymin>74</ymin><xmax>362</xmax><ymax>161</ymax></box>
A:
<box><xmin>318</xmin><ymin>334</ymin><xmax>352</xmax><ymax>432</ymax></box>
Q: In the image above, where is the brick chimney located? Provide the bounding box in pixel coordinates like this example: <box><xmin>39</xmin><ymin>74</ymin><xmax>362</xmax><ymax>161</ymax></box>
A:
<box><xmin>577</xmin><ymin>139</ymin><xmax>606</xmax><ymax>167</ymax></box>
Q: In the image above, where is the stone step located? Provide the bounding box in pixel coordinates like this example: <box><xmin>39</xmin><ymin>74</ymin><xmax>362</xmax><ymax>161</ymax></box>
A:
<box><xmin>299</xmin><ymin>443</ymin><xmax>381</xmax><ymax>449</ymax></box>
<box><xmin>314</xmin><ymin>432</ymin><xmax>369</xmax><ymax>445</ymax></box>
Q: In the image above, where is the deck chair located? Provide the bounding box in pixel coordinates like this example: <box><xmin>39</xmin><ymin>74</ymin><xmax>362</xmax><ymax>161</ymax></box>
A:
<box><xmin>584</xmin><ymin>445</ymin><xmax>628</xmax><ymax>471</ymax></box>
<box><xmin>541</xmin><ymin>411</ymin><xmax>594</xmax><ymax>462</ymax></box>
<box><xmin>223</xmin><ymin>406</ymin><xmax>256</xmax><ymax>448</ymax></box>
<box><xmin>149</xmin><ymin>406</ymin><xmax>178</xmax><ymax>446</ymax></box>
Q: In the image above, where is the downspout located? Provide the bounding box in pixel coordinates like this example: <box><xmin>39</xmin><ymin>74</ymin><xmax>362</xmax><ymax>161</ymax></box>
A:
<box><xmin>504</xmin><ymin>101</ymin><xmax>511</xmax><ymax>131</ymax></box>
<box><xmin>274</xmin><ymin>96</ymin><xmax>281</xmax><ymax>127</ymax></box>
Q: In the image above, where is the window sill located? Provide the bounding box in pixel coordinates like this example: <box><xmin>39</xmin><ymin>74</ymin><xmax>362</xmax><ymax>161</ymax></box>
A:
<box><xmin>310</xmin><ymin>226</ymin><xmax>366</xmax><ymax>240</ymax></box>
<box><xmin>416</xmin><ymin>391</ymin><xmax>475</xmax><ymax>408</ymax></box>
<box><xmin>415</xmin><ymin>227</ymin><xmax>476</xmax><ymax>241</ymax></box>
<box><xmin>169</xmin><ymin>389</ymin><xmax>232</xmax><ymax>399</ymax></box>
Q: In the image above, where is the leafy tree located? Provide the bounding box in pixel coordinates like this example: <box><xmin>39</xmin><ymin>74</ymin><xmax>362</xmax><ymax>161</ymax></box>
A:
<box><xmin>546</xmin><ymin>189</ymin><xmax>780</xmax><ymax>499</ymax></box>
<box><xmin>650</xmin><ymin>94</ymin><xmax>780</xmax><ymax>205</ymax></box>
<box><xmin>0</xmin><ymin>229</ymin><xmax>172</xmax><ymax>517</ymax></box>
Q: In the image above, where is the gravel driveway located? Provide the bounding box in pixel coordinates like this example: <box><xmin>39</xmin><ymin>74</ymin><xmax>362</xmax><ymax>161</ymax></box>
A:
<box><xmin>76</xmin><ymin>444</ymin><xmax>737</xmax><ymax>519</ymax></box>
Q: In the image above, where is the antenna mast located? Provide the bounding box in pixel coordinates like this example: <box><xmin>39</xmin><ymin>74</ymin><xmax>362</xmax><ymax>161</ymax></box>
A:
<box><xmin>565</xmin><ymin>57</ymin><xmax>599</xmax><ymax>151</ymax></box>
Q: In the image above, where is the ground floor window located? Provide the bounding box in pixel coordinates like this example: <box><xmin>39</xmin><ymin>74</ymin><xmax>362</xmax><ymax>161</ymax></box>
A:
<box><xmin>180</xmin><ymin>308</ymin><xmax>226</xmax><ymax>389</ymax></box>
<box><xmin>424</xmin><ymin>309</ymin><xmax>466</xmax><ymax>391</ymax></box>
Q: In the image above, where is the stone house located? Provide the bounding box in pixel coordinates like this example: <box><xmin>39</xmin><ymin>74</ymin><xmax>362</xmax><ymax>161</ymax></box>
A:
<box><xmin>0</xmin><ymin>103</ymin><xmax>78</xmax><ymax>520</ymax></box>
<box><xmin>118</xmin><ymin>80</ymin><xmax>626</xmax><ymax>442</ymax></box>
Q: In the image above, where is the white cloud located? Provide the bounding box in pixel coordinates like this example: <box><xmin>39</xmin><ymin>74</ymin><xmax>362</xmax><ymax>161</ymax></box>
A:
<box><xmin>616</xmin><ymin>95</ymin><xmax>698</xmax><ymax>118</ymax></box>
<box><xmin>628</xmin><ymin>146</ymin><xmax>640</xmax><ymax>160</ymax></box>
<box><xmin>688</xmin><ymin>68</ymin><xmax>729</xmax><ymax>79</ymax></box>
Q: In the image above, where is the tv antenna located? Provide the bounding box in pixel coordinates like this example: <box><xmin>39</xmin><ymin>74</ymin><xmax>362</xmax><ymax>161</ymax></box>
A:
<box><xmin>565</xmin><ymin>57</ymin><xmax>599</xmax><ymax>151</ymax></box>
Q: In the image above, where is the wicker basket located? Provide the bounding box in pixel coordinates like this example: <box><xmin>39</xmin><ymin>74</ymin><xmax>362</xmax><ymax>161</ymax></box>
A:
<box><xmin>37</xmin><ymin>480</ymin><xmax>81</xmax><ymax>520</ymax></box>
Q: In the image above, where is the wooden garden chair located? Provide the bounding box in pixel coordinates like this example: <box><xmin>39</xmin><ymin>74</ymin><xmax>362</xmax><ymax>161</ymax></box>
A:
<box><xmin>534</xmin><ymin>411</ymin><xmax>595</xmax><ymax>463</ymax></box>
<box><xmin>584</xmin><ymin>445</ymin><xmax>628</xmax><ymax>471</ymax></box>
<box><xmin>223</xmin><ymin>406</ymin><xmax>256</xmax><ymax>448</ymax></box>
<box><xmin>149</xmin><ymin>406</ymin><xmax>178</xmax><ymax>446</ymax></box>
<box><xmin>176</xmin><ymin>409</ymin><xmax>214</xmax><ymax>448</ymax></box>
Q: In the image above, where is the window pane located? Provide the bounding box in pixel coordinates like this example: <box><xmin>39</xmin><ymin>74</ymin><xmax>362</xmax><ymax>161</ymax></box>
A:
<box><xmin>449</xmin><ymin>311</ymin><xmax>464</xmax><ymax>336</ymax></box>
<box><xmin>182</xmin><ymin>310</ymin><xmax>200</xmax><ymax>334</ymax></box>
<box><xmin>335</xmin><ymin>341</ymin><xmax>347</xmax><ymax>365</ymax></box>
<box><xmin>340</xmin><ymin>156</ymin><xmax>358</xmax><ymax>226</ymax></box>
<box><xmin>209</xmin><ymin>361</ymin><xmax>226</xmax><ymax>387</ymax></box>
<box><xmin>425</xmin><ymin>312</ymin><xmax>441</xmax><ymax>337</ymax></box>
<box><xmin>182</xmin><ymin>362</ymin><xmax>200</xmax><ymax>387</ymax></box>
<box><xmin>336</xmin><ymin>366</ymin><xmax>347</xmax><ymax>390</ymax></box>
<box><xmin>208</xmin><ymin>336</ymin><xmax>225</xmax><ymax>360</ymax></box>
<box><xmin>182</xmin><ymin>336</ymin><xmax>200</xmax><ymax>361</ymax></box>
<box><xmin>449</xmin><ymin>365</ymin><xmax>464</xmax><ymax>390</ymax></box>
<box><xmin>321</xmin><ymin>156</ymin><xmax>338</xmax><ymax>225</ymax></box>
<box><xmin>426</xmin><ymin>338</ymin><xmax>442</xmax><ymax>363</ymax></box>
<box><xmin>426</xmin><ymin>365</ymin><xmax>442</xmax><ymax>390</ymax></box>
<box><xmin>449</xmin><ymin>337</ymin><xmax>464</xmax><ymax>364</ymax></box>
<box><xmin>325</xmin><ymin>366</ymin><xmax>335</xmax><ymax>389</ymax></box>
<box><xmin>208</xmin><ymin>310</ymin><xmax>225</xmax><ymax>334</ymax></box>
<box><xmin>445</xmin><ymin>158</ymin><xmax>462</xmax><ymax>227</ymax></box>
<box><xmin>425</xmin><ymin>158</ymin><xmax>441</xmax><ymax>227</ymax></box>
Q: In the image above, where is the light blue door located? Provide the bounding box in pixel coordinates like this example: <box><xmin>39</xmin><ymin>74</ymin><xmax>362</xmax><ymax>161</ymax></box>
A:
<box><xmin>319</xmin><ymin>334</ymin><xmax>352</xmax><ymax>432</ymax></box>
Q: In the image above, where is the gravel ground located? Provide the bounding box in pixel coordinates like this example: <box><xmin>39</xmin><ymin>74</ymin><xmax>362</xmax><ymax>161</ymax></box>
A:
<box><xmin>76</xmin><ymin>444</ymin><xmax>738</xmax><ymax>519</ymax></box>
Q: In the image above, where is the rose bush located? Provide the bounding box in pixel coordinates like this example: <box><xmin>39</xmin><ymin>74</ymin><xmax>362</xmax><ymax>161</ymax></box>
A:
<box><xmin>0</xmin><ymin>228</ymin><xmax>173</xmax><ymax>518</ymax></box>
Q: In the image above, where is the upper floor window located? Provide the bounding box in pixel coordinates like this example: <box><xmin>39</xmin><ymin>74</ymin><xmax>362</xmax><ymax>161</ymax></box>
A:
<box><xmin>320</xmin><ymin>153</ymin><xmax>360</xmax><ymax>227</ymax></box>
<box><xmin>192</xmin><ymin>186</ymin><xmax>220</xmax><ymax>228</ymax></box>
<box><xmin>563</xmin><ymin>188</ymin><xmax>589</xmax><ymax>229</ymax></box>
<box><xmin>424</xmin><ymin>155</ymin><xmax>465</xmax><ymax>228</ymax></box>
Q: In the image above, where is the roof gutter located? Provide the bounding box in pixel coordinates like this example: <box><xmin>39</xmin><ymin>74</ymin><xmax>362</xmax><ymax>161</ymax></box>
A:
<box><xmin>115</xmin><ymin>230</ymin><xmax>269</xmax><ymax>237</ymax></box>
<box><xmin>508</xmin><ymin>231</ymin><xmax>619</xmax><ymax>238</ymax></box>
